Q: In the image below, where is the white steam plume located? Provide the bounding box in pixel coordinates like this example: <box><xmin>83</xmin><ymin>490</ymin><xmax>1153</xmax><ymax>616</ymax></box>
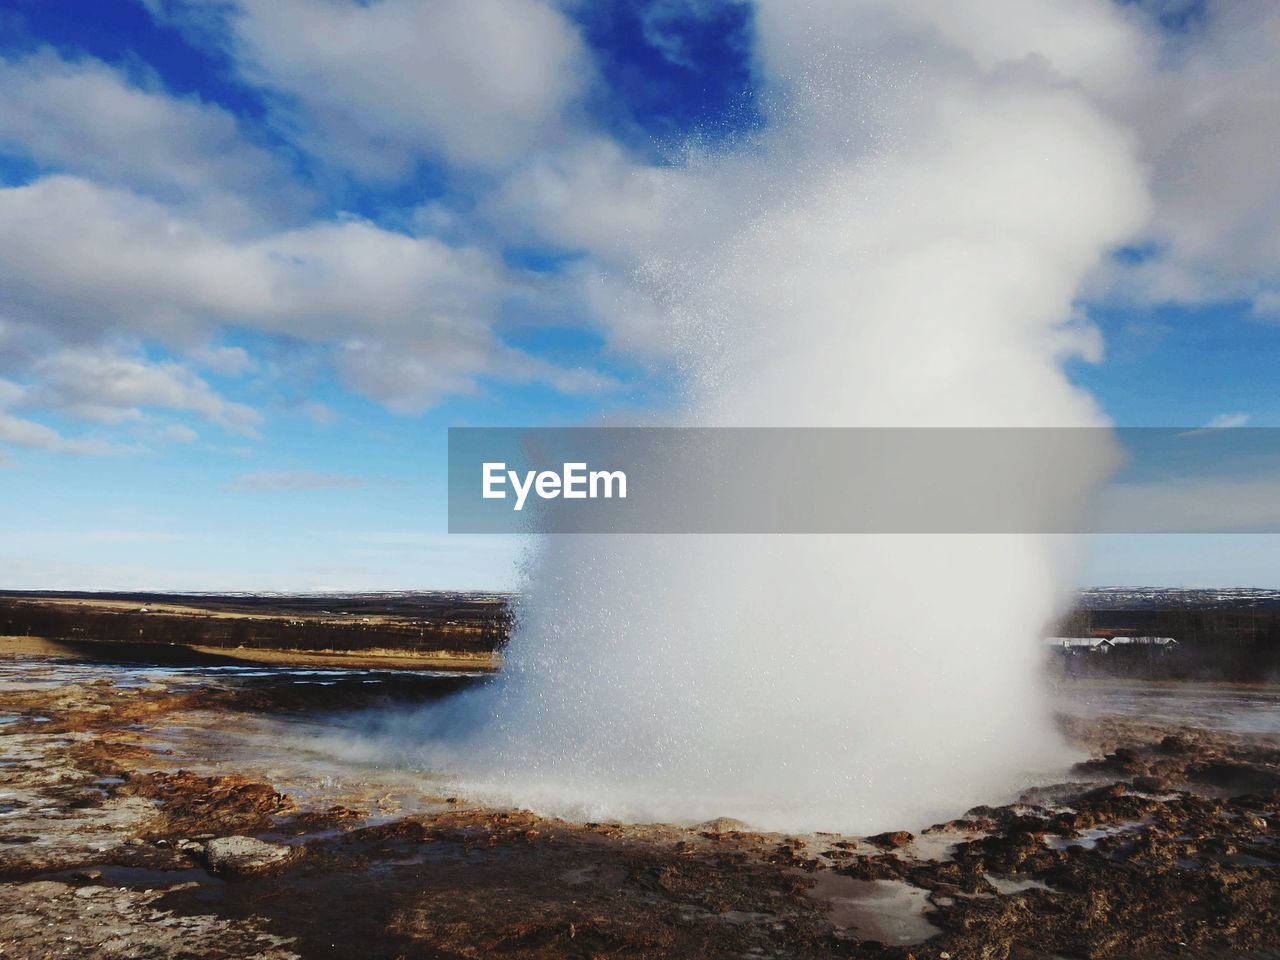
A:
<box><xmin>345</xmin><ymin>0</ymin><xmax>1151</xmax><ymax>832</ymax></box>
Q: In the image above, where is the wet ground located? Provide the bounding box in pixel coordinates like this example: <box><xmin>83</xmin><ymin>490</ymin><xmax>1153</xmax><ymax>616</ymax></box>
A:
<box><xmin>1</xmin><ymin>658</ymin><xmax>1278</xmax><ymax>959</ymax></box>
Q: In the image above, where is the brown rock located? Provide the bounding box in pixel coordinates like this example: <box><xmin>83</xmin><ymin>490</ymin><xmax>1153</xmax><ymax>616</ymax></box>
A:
<box><xmin>201</xmin><ymin>836</ymin><xmax>298</xmax><ymax>879</ymax></box>
<box><xmin>866</xmin><ymin>830</ymin><xmax>914</xmax><ymax>850</ymax></box>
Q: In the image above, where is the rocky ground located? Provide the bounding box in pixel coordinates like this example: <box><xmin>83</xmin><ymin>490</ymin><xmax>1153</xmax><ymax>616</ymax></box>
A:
<box><xmin>1</xmin><ymin>658</ymin><xmax>1278</xmax><ymax>959</ymax></box>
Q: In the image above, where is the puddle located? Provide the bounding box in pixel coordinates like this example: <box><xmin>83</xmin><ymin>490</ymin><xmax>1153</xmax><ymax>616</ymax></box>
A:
<box><xmin>38</xmin><ymin>863</ymin><xmax>211</xmax><ymax>888</ymax></box>
<box><xmin>259</xmin><ymin>825</ymin><xmax>351</xmax><ymax>847</ymax></box>
<box><xmin>900</xmin><ymin>825</ymin><xmax>988</xmax><ymax>861</ymax></box>
<box><xmin>1056</xmin><ymin>682</ymin><xmax>1280</xmax><ymax>737</ymax></box>
<box><xmin>985</xmin><ymin>873</ymin><xmax>1055</xmax><ymax>895</ymax></box>
<box><xmin>1219</xmin><ymin>852</ymin><xmax>1273</xmax><ymax>868</ymax></box>
<box><xmin>142</xmin><ymin>715</ymin><xmax>460</xmax><ymax>820</ymax></box>
<box><xmin>805</xmin><ymin>873</ymin><xmax>939</xmax><ymax>945</ymax></box>
<box><xmin>1046</xmin><ymin>819</ymin><xmax>1150</xmax><ymax>850</ymax></box>
<box><xmin>560</xmin><ymin>866</ymin><xmax>596</xmax><ymax>886</ymax></box>
<box><xmin>0</xmin><ymin>659</ymin><xmax>487</xmax><ymax>691</ymax></box>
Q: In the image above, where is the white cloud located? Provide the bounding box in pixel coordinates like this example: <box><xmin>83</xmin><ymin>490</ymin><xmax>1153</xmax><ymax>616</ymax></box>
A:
<box><xmin>157</xmin><ymin>423</ymin><xmax>199</xmax><ymax>443</ymax></box>
<box><xmin>226</xmin><ymin>470</ymin><xmax>380</xmax><ymax>491</ymax></box>
<box><xmin>334</xmin><ymin>338</ymin><xmax>488</xmax><ymax>415</ymax></box>
<box><xmin>0</xmin><ymin>176</ymin><xmax>510</xmax><ymax>342</ymax></box>
<box><xmin>0</xmin><ymin>50</ymin><xmax>305</xmax><ymax>226</ymax></box>
<box><xmin>632</xmin><ymin>0</ymin><xmax>745</xmax><ymax>70</ymax></box>
<box><xmin>1254</xmin><ymin>291</ymin><xmax>1280</xmax><ymax>319</ymax></box>
<box><xmin>0</xmin><ymin>377</ymin><xmax>110</xmax><ymax>454</ymax></box>
<box><xmin>190</xmin><ymin>344</ymin><xmax>255</xmax><ymax>377</ymax></box>
<box><xmin>886</xmin><ymin>0</ymin><xmax>1153</xmax><ymax>93</ymax></box>
<box><xmin>0</xmin><ymin>412</ymin><xmax>113</xmax><ymax>456</ymax></box>
<box><xmin>1082</xmin><ymin>1</ymin><xmax>1280</xmax><ymax>314</ymax></box>
<box><xmin>490</xmin><ymin>137</ymin><xmax>692</xmax><ymax>263</ymax></box>
<box><xmin>494</xmin><ymin>347</ymin><xmax>621</xmax><ymax>395</ymax></box>
<box><xmin>1206</xmin><ymin>413</ymin><xmax>1250</xmax><ymax>429</ymax></box>
<box><xmin>3</xmin><ymin>0</ymin><xmax>1272</xmax><ymax>463</ymax></box>
<box><xmin>151</xmin><ymin>0</ymin><xmax>592</xmax><ymax>176</ymax></box>
<box><xmin>493</xmin><ymin>0</ymin><xmax>1280</xmax><ymax>347</ymax></box>
<box><xmin>28</xmin><ymin>347</ymin><xmax>262</xmax><ymax>435</ymax></box>
<box><xmin>294</xmin><ymin>400</ymin><xmax>339</xmax><ymax>426</ymax></box>
<box><xmin>0</xmin><ymin>379</ymin><xmax>25</xmax><ymax>409</ymax></box>
<box><xmin>0</xmin><ymin>12</ymin><xmax>587</xmax><ymax>439</ymax></box>
<box><xmin>0</xmin><ymin>172</ymin><xmax>617</xmax><ymax>436</ymax></box>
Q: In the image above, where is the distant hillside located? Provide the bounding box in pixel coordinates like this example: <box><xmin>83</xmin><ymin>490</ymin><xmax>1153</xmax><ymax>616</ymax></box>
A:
<box><xmin>6</xmin><ymin>587</ymin><xmax>1280</xmax><ymax>681</ymax></box>
<box><xmin>0</xmin><ymin>591</ymin><xmax>511</xmax><ymax>659</ymax></box>
<box><xmin>1079</xmin><ymin>587</ymin><xmax>1280</xmax><ymax>610</ymax></box>
<box><xmin>1059</xmin><ymin>588</ymin><xmax>1280</xmax><ymax>681</ymax></box>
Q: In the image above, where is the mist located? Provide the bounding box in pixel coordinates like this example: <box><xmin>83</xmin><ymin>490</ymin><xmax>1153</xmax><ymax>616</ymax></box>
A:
<box><xmin>335</xmin><ymin>0</ymin><xmax>1151</xmax><ymax>832</ymax></box>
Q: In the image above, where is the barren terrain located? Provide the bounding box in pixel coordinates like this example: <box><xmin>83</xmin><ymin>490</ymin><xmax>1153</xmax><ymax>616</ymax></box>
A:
<box><xmin>1</xmin><ymin>650</ymin><xmax>1277</xmax><ymax>958</ymax></box>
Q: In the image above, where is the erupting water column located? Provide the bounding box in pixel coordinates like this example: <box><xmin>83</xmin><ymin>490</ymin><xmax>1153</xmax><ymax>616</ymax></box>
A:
<box><xmin>430</xmin><ymin>0</ymin><xmax>1151</xmax><ymax>831</ymax></box>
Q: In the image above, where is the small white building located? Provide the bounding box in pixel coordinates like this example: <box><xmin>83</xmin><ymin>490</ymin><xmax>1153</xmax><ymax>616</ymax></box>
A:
<box><xmin>1044</xmin><ymin>635</ymin><xmax>1178</xmax><ymax>652</ymax></box>
<box><xmin>1045</xmin><ymin>637</ymin><xmax>1114</xmax><ymax>652</ymax></box>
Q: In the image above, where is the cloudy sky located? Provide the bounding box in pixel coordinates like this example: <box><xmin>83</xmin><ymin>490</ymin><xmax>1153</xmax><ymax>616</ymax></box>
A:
<box><xmin>1</xmin><ymin>0</ymin><xmax>1279</xmax><ymax>590</ymax></box>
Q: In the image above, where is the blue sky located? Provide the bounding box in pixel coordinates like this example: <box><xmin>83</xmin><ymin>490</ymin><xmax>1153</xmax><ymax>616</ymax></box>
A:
<box><xmin>1</xmin><ymin>0</ymin><xmax>1279</xmax><ymax>590</ymax></box>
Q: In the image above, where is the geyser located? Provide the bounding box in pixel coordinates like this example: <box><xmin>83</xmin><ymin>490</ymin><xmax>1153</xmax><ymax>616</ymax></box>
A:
<box><xmin>354</xmin><ymin>0</ymin><xmax>1151</xmax><ymax>832</ymax></box>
